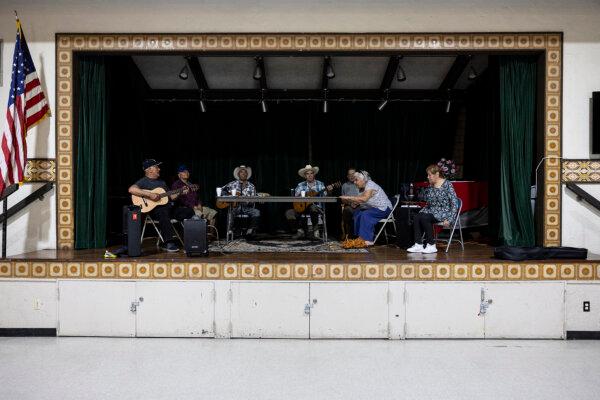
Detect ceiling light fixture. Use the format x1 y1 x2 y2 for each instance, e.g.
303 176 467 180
378 89 389 111
178 64 189 80
325 57 335 79
253 57 263 80
198 89 207 112
396 56 406 82
468 65 478 80
260 88 267 112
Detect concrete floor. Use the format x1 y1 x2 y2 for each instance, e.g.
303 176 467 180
1 338 600 400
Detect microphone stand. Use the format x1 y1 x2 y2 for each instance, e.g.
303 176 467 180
531 156 562 216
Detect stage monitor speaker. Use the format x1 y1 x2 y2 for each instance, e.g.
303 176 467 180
125 205 142 257
184 217 208 257
593 92 600 154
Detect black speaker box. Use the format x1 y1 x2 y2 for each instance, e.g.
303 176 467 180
124 205 142 257
184 218 208 257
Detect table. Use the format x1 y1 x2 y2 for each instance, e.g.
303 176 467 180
216 196 339 242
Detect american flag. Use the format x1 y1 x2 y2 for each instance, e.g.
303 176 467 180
0 18 50 195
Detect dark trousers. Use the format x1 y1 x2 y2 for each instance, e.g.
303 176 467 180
342 205 356 238
285 204 322 231
149 204 177 243
413 212 438 245
173 206 195 222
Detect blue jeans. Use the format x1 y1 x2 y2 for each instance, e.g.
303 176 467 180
353 207 391 242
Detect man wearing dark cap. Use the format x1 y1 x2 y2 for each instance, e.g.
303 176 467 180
172 164 217 228
128 159 191 252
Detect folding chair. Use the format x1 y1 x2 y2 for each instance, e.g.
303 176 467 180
141 215 183 246
373 195 400 244
434 198 464 252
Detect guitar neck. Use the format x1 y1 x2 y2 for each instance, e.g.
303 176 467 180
160 185 195 199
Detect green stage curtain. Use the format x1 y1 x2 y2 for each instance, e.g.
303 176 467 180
498 56 537 246
75 56 107 249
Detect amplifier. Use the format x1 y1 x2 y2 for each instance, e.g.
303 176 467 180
184 217 208 257
124 205 142 257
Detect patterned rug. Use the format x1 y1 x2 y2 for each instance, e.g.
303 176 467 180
210 238 369 253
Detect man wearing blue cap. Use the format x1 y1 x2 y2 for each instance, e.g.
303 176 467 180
128 159 190 252
172 164 217 228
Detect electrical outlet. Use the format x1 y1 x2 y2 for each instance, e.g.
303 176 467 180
583 301 590 312
33 299 43 310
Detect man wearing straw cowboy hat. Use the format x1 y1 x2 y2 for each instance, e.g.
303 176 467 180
221 165 260 238
285 164 334 239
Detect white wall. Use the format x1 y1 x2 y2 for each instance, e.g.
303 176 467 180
1 0 599 254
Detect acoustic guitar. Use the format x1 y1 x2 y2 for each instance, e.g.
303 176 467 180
131 184 198 213
293 181 341 213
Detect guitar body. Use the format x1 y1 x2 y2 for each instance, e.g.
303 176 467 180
131 188 169 213
293 181 341 213
293 190 318 213
216 193 240 209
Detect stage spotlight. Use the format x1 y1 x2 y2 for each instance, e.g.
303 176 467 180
253 57 263 80
179 65 189 80
325 57 335 79
396 64 406 82
323 100 328 113
468 65 478 80
199 100 207 113
446 100 451 113
261 99 268 113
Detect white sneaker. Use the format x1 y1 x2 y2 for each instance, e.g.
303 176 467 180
422 243 438 254
407 243 424 253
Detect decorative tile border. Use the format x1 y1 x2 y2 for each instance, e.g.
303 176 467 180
55 32 563 249
23 159 56 183
562 160 600 182
1 261 597 281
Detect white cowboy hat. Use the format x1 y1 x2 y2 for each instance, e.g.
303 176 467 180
233 165 252 180
298 164 319 178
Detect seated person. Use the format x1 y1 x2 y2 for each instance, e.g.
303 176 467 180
128 159 192 252
407 164 459 254
340 167 359 239
171 164 218 228
285 164 334 239
340 170 392 247
221 165 260 237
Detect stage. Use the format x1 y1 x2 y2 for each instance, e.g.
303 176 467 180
2 242 599 281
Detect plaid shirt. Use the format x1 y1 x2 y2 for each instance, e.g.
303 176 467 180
223 180 257 210
294 180 327 196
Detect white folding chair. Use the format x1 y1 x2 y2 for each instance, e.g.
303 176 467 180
141 215 183 246
434 198 464 252
373 195 400 244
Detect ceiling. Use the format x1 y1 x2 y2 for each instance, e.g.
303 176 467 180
132 54 489 96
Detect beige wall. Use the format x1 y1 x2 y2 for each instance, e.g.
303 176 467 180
1 0 600 255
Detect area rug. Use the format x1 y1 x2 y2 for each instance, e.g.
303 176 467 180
210 238 369 253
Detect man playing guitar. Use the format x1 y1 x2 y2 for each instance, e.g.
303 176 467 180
220 165 260 238
340 167 360 239
285 164 337 239
128 159 193 252
172 164 217 228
